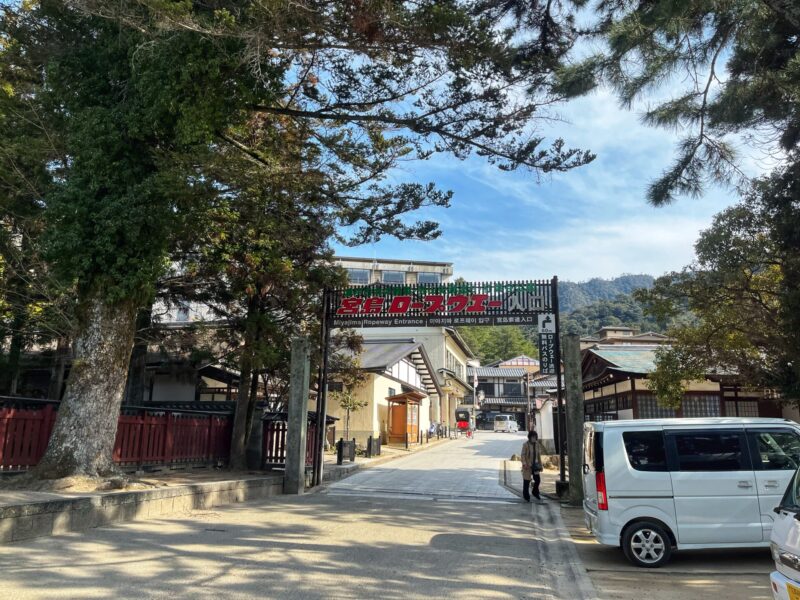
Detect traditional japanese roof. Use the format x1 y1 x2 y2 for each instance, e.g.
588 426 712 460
468 367 528 378
480 397 528 406
587 345 659 373
340 339 443 398
581 344 661 389
484 355 540 368
530 376 559 389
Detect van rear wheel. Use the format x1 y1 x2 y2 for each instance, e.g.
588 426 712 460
622 521 672 568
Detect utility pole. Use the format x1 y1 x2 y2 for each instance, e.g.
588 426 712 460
563 333 584 506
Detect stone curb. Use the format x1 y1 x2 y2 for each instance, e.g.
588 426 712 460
0 475 283 544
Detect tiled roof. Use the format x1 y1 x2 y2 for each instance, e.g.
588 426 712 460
468 367 528 378
587 345 660 374
480 397 528 406
530 376 558 389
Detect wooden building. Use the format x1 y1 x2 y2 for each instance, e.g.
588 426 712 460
582 345 781 421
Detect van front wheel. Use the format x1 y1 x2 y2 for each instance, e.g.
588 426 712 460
622 521 672 568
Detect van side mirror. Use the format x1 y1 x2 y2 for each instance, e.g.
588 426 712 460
774 506 782 515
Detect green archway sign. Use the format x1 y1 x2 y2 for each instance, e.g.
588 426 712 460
311 277 564 486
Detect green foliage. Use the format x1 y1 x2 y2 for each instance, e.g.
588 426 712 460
568 0 800 205
637 162 800 403
331 389 369 439
457 326 538 364
557 275 655 313
560 293 669 336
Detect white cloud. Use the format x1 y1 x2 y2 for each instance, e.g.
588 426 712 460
445 213 709 282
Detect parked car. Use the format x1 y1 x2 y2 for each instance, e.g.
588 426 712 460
769 467 800 600
583 418 800 568
493 414 519 433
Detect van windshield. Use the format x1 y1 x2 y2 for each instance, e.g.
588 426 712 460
780 470 800 511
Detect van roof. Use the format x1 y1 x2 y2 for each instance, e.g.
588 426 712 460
584 417 797 431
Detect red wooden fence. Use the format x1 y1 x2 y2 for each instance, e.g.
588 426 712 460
262 421 317 467
0 399 232 472
0 403 58 471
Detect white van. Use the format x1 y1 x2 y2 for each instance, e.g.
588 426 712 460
583 418 800 568
769 468 800 600
493 414 519 433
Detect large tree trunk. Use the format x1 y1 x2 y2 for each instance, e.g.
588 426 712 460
32 295 137 479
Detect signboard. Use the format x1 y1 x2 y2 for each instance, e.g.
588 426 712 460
537 312 557 375
329 280 553 328
538 332 557 375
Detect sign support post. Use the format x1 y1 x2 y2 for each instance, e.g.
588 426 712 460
552 276 567 492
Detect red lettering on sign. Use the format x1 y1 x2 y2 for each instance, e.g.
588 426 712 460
336 297 363 315
423 295 445 313
362 297 384 314
465 294 489 313
447 295 469 312
388 296 412 314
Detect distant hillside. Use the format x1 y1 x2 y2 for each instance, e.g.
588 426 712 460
559 294 669 336
557 274 654 313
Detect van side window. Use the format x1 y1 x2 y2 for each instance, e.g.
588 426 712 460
749 430 800 471
674 432 745 471
622 431 667 471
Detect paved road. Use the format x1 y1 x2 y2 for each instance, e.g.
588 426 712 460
0 431 596 599
561 505 774 600
327 430 521 501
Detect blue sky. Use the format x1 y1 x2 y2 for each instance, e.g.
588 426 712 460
332 87 769 282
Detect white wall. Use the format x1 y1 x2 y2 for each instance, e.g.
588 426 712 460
536 399 555 454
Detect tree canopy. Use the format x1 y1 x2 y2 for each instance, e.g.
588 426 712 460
636 162 800 406
0 0 595 480
563 0 800 205
457 326 538 365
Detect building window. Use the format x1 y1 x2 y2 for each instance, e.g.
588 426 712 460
477 381 495 397
725 400 759 417
417 272 441 284
504 381 522 396
346 268 370 285
446 350 464 380
388 387 396 397
381 270 405 285
683 395 721 417
637 396 675 419
328 381 344 392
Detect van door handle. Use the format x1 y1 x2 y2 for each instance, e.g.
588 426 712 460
765 481 781 489
738 481 753 488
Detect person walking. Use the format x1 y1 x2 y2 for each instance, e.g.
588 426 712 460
521 430 542 502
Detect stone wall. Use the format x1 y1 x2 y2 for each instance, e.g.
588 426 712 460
0 475 283 544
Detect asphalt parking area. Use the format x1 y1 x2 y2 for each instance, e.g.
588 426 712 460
560 505 775 600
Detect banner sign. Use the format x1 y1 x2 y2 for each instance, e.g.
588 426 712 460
538 333 557 375
329 280 554 328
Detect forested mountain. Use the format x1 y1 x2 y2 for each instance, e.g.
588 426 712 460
559 294 669 336
557 274 654 313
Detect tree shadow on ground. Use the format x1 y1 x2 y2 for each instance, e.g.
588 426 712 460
0 493 554 599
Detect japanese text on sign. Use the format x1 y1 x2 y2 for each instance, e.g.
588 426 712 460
538 333 557 375
329 280 555 328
